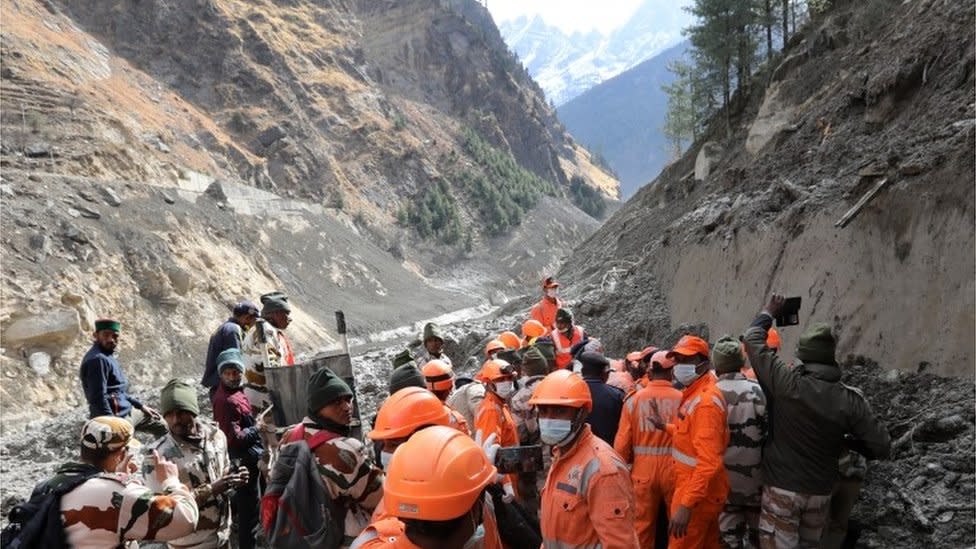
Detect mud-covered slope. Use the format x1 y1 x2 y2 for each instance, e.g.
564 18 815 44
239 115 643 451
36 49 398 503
559 0 975 378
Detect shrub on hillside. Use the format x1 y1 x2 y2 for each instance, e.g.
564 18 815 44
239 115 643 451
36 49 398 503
569 175 607 220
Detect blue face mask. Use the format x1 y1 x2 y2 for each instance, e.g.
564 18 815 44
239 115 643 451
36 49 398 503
673 363 700 387
539 418 573 446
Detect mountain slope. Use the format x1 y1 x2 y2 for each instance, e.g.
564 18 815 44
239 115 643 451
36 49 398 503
560 0 974 382
0 0 615 422
499 1 690 105
559 41 689 198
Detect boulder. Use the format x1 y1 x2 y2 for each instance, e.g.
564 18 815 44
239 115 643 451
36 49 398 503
746 82 797 156
27 351 51 376
99 185 122 207
3 309 81 353
694 142 724 181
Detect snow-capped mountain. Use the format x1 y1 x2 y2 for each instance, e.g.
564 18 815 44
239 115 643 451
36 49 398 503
499 1 691 106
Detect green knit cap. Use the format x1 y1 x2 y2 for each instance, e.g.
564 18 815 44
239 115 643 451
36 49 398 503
217 348 245 373
389 363 426 394
796 323 837 365
160 379 199 416
534 340 556 370
522 347 548 377
422 322 444 342
307 367 353 415
711 335 744 373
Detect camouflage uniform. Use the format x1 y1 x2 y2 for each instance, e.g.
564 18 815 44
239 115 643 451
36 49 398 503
758 486 830 549
716 372 767 549
282 417 385 548
142 419 232 549
241 318 295 413
508 374 551 519
51 464 198 548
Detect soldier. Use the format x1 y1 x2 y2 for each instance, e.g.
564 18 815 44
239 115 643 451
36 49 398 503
202 301 258 400
279 367 385 547
241 294 295 414
414 322 453 367
79 318 166 436
46 416 198 547
508 346 551 519
712 336 767 549
144 379 249 549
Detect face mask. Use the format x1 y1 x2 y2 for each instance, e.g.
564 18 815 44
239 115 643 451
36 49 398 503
545 289 558 299
539 418 573 446
493 381 514 399
673 363 700 387
380 451 394 470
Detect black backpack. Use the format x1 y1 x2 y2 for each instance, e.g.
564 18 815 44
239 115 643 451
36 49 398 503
2 471 98 549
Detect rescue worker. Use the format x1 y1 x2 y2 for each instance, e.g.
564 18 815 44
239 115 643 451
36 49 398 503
529 369 639 548
606 358 635 393
614 350 682 549
143 379 248 549
579 351 624 445
41 416 198 547
529 276 562 333
79 318 166 436
473 359 518 502
647 335 730 549
484 339 506 359
552 308 585 370
421 359 470 434
521 318 547 346
508 346 551 520
280 367 385 547
202 301 258 400
241 294 295 414
713 335 767 549
743 295 891 549
415 322 452 367
211 348 262 549
350 426 503 548
628 346 658 393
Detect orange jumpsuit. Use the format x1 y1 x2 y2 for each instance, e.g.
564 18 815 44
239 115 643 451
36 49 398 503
352 500 503 548
474 391 519 495
666 373 730 549
553 326 584 370
530 297 562 333
541 425 639 548
614 379 683 549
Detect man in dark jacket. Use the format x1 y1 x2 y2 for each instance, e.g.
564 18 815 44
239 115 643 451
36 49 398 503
742 294 891 549
579 351 624 445
79 318 166 436
211 348 263 549
202 301 258 400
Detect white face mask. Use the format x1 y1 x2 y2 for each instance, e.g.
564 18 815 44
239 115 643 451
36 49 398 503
380 451 394 469
539 418 574 446
493 381 514 399
545 289 558 299
673 363 700 387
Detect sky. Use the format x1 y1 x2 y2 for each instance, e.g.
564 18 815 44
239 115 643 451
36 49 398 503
485 0 645 34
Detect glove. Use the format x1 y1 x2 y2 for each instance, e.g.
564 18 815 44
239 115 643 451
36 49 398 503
474 430 504 483
502 482 515 503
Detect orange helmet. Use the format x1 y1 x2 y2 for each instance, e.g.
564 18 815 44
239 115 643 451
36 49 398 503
521 319 547 339
766 328 781 350
384 425 497 521
369 387 451 441
478 358 514 382
422 360 455 392
498 331 521 350
668 335 710 359
528 370 592 412
484 339 506 357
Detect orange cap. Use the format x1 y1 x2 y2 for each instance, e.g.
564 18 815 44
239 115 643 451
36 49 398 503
370 387 452 441
484 339 506 357
650 350 676 370
766 328 781 350
421 360 454 392
478 358 514 382
497 331 521 350
625 351 642 363
638 346 658 361
528 370 592 412
522 319 547 339
668 335 710 359
384 425 497 521
542 276 560 289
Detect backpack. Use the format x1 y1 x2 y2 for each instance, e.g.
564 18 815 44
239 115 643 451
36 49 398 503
260 424 346 549
2 469 99 549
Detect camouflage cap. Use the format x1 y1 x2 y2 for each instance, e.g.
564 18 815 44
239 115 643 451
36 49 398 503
81 416 141 452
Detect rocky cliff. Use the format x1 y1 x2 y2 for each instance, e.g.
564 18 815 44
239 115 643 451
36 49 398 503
0 0 617 422
559 0 975 378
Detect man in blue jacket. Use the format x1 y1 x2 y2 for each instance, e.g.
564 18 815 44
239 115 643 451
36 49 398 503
202 300 259 399
579 350 625 445
79 318 166 436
